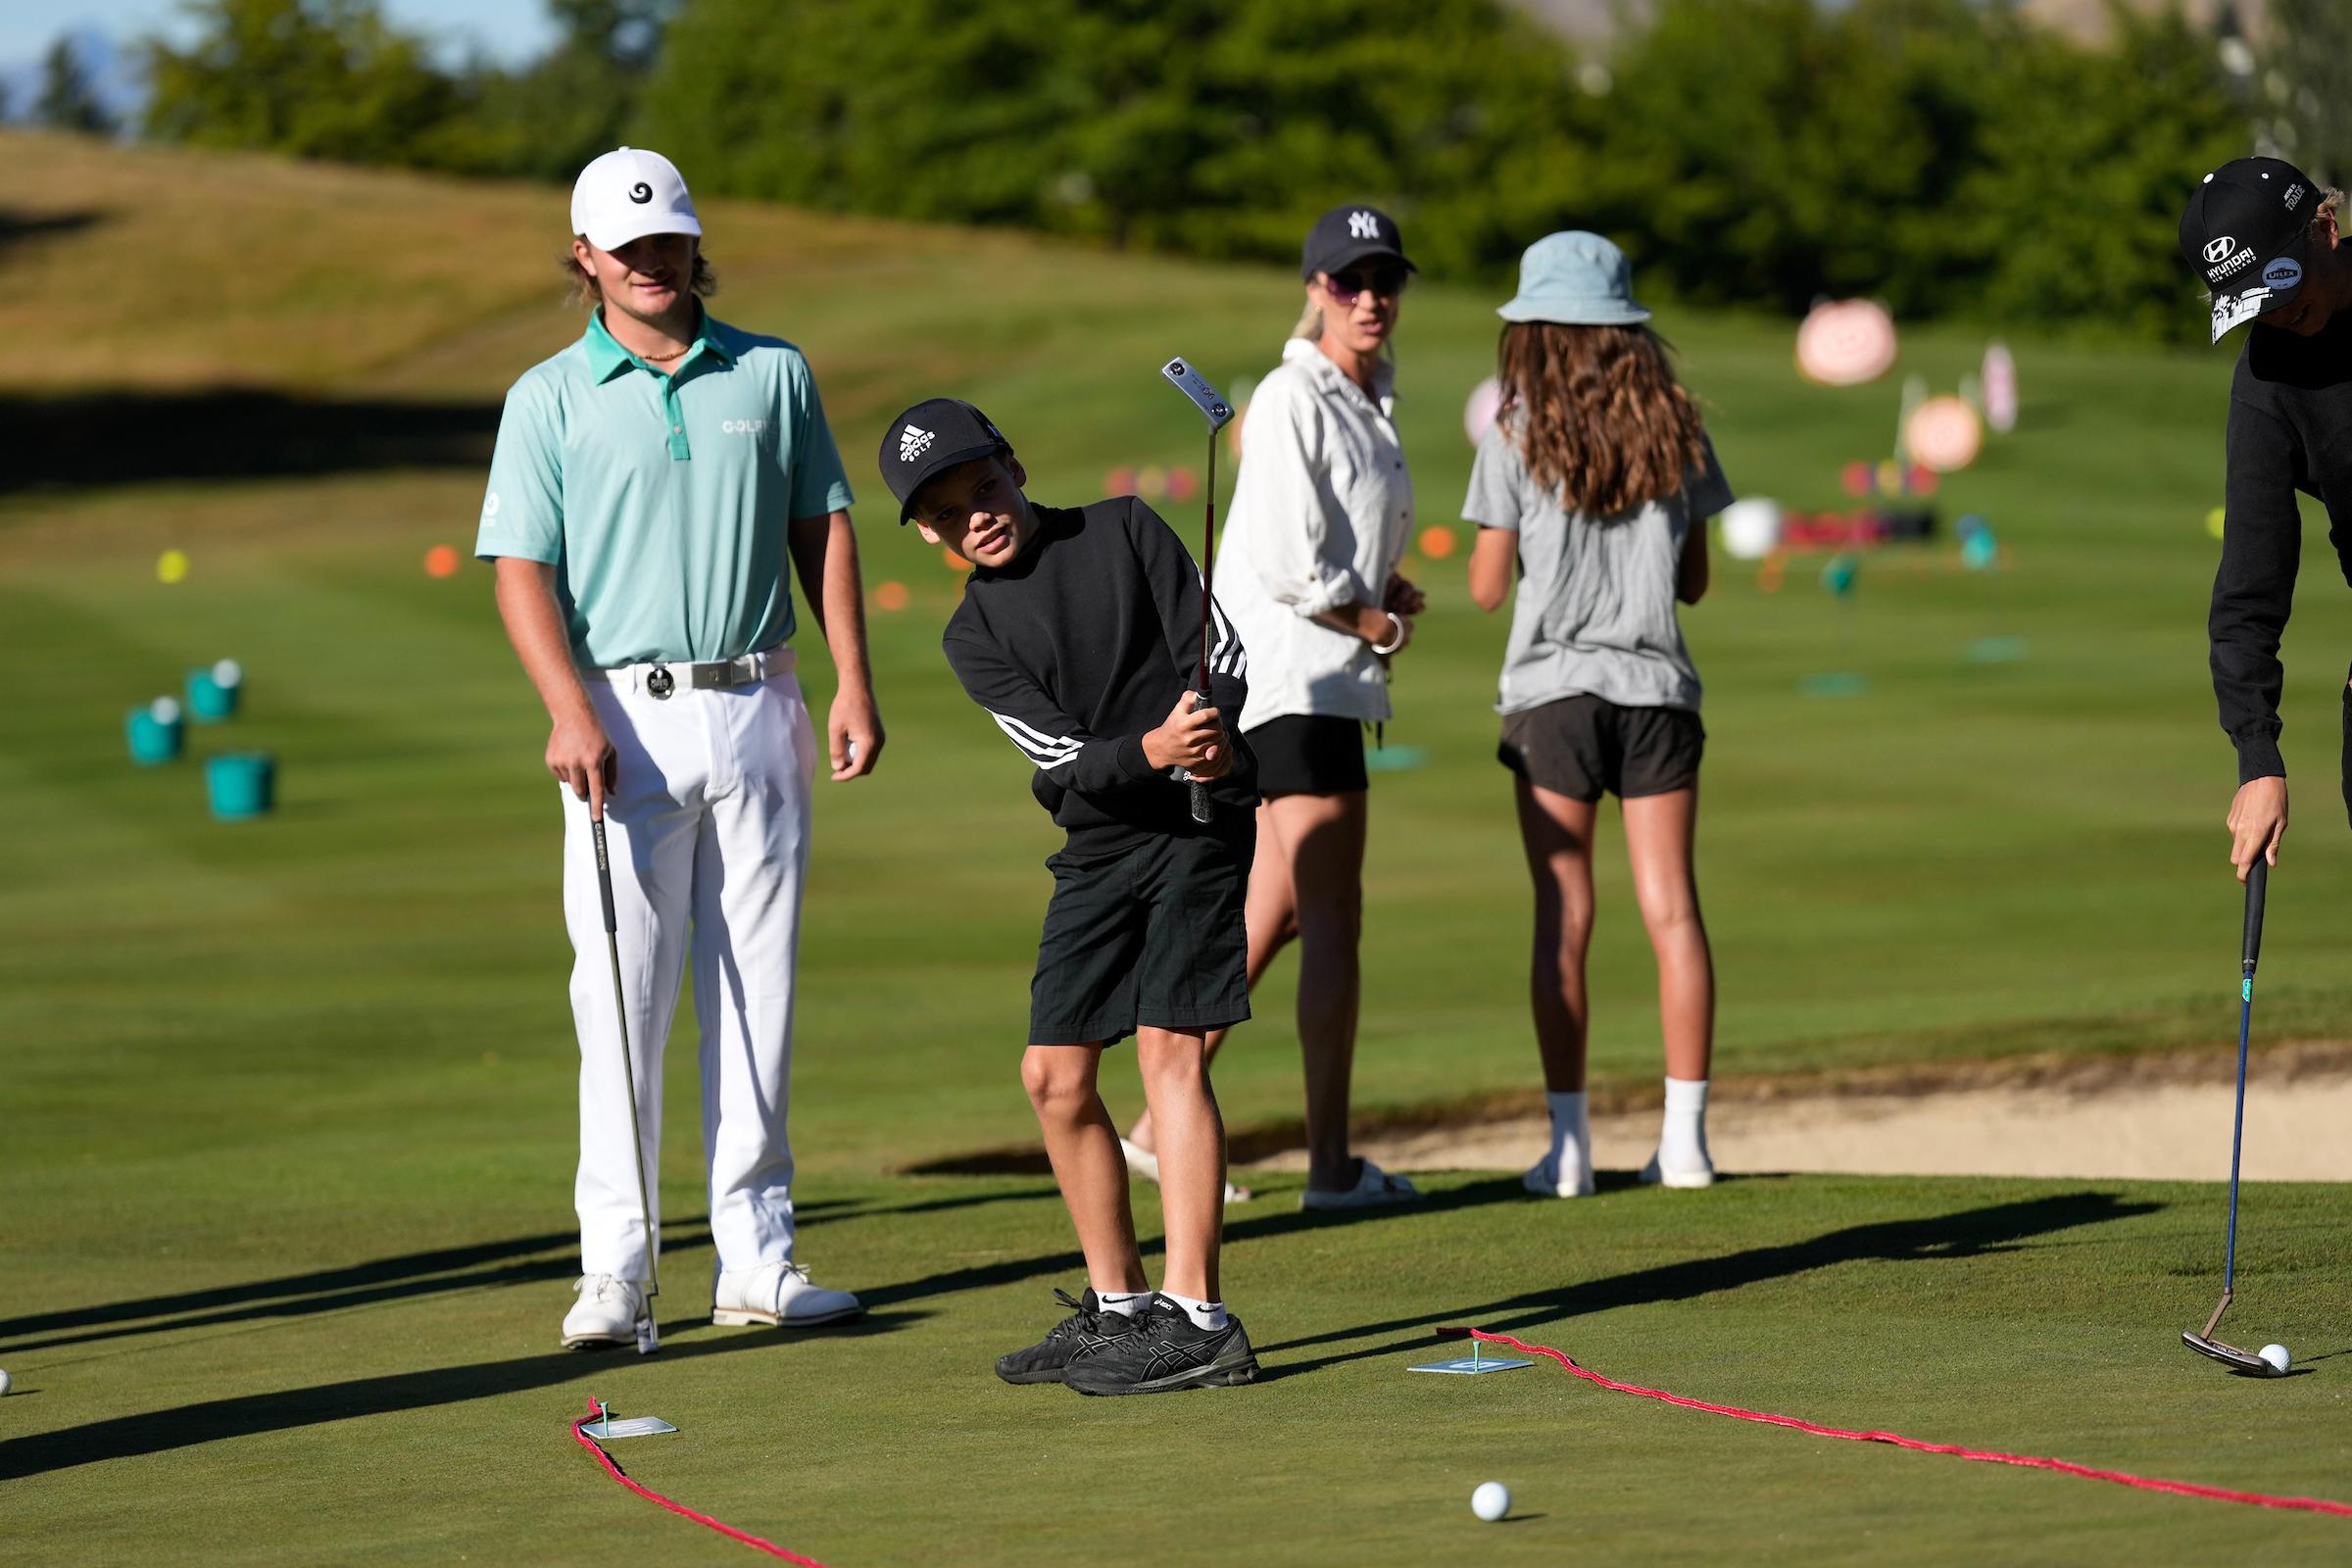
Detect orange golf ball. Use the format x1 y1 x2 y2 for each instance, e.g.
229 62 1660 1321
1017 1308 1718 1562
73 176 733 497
874 580 909 612
424 544 463 578
1418 525 1457 561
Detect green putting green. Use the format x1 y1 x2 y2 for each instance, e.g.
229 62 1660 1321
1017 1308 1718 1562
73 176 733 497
2 134 2347 1562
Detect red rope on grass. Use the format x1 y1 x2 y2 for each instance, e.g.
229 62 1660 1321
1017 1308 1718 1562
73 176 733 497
571 1400 838 1564
1450 1329 2352 1518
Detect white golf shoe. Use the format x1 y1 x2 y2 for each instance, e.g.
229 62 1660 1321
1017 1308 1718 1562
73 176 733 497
1523 1151 1596 1199
1640 1149 1716 1189
1298 1157 1422 1210
562 1273 652 1349
711 1261 863 1328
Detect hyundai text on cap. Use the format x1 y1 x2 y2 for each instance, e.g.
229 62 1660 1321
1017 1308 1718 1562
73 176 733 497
1300 204 1416 282
2180 156 2319 343
571 147 703 253
877 398 1011 522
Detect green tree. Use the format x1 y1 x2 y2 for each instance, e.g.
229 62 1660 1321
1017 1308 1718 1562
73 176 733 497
468 1 679 183
142 0 496 171
2259 0 2352 188
35 34 115 135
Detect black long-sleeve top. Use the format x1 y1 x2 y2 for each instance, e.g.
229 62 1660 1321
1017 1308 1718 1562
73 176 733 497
2211 311 2352 783
943 495 1255 850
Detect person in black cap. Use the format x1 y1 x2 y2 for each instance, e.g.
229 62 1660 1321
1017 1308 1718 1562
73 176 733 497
2180 157 2352 880
877 396 1262 1396
1129 204 1429 1211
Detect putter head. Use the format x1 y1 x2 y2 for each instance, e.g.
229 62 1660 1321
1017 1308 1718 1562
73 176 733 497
635 1315 660 1356
2181 1330 2271 1374
1161 359 1235 430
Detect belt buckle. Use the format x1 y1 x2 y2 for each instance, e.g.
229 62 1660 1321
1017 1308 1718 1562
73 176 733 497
646 662 674 699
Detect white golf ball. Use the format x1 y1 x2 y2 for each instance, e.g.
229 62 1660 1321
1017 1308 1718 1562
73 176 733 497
2259 1343 2291 1376
213 659 243 687
0 1367 13 1396
1471 1480 1510 1522
149 697 181 724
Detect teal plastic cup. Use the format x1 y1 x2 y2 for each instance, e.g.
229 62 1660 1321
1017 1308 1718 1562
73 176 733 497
125 699 185 765
205 753 275 820
187 659 244 722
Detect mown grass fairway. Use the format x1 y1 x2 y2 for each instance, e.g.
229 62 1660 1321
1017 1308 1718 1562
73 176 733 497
2 134 2348 1562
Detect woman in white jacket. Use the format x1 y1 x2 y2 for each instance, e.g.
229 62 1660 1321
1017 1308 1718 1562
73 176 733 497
1123 204 1424 1209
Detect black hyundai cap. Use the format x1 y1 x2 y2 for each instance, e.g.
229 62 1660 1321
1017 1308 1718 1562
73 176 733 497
878 398 1010 522
1300 203 1416 281
2180 157 2320 343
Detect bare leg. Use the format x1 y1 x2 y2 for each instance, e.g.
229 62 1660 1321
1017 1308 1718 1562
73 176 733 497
1128 798 1298 1156
1135 1026 1224 1300
1022 1045 1148 1296
1515 777 1599 1092
1621 787 1714 1083
1274 790 1369 1194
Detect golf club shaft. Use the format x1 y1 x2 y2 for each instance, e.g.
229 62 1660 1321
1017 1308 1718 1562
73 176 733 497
2222 858 2267 1294
593 816 660 1298
1189 431 1218 825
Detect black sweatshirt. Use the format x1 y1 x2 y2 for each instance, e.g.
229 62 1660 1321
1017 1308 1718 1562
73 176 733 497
2211 310 2352 783
943 495 1255 850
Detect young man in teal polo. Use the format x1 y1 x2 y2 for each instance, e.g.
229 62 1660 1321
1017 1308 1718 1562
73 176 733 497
477 146 883 1349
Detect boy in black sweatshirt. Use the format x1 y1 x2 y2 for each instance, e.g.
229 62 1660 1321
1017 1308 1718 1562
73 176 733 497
878 397 1260 1396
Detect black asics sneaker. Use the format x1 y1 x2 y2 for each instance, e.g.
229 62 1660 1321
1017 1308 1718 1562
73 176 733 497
1063 1296 1258 1396
994 1288 1140 1385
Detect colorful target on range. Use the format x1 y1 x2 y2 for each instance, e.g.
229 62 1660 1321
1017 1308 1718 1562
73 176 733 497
1794 299 1898 387
1903 395 1984 473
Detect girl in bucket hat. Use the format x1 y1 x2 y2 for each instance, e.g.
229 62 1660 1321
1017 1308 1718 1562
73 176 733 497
1462 231 1733 1198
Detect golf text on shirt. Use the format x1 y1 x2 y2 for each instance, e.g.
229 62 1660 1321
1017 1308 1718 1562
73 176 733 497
474 309 854 667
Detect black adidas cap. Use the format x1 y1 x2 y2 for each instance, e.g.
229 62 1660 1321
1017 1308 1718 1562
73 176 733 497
2180 157 2320 343
1300 203 1415 282
878 398 1010 522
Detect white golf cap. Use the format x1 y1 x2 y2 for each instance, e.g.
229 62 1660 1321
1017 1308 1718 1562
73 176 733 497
570 146 702 252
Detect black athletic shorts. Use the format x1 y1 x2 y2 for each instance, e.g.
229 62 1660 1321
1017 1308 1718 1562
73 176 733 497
1249 713 1367 796
1029 823 1256 1046
1498 695 1704 803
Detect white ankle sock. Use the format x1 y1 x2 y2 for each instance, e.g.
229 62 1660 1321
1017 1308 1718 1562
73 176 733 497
1095 1289 1152 1318
1159 1291 1228 1331
1545 1090 1592 1179
1660 1076 1710 1167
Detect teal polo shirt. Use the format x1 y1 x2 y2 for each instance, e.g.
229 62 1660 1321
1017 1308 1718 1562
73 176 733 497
474 308 856 665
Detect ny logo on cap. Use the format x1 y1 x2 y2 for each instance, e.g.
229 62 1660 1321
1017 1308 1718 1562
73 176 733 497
629 181 652 204
2203 235 2237 265
899 425 935 464
1348 211 1380 240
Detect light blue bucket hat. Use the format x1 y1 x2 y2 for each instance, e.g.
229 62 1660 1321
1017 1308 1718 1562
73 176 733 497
1496 231 1651 326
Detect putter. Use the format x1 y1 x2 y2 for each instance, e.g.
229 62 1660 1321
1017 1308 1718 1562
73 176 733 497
1159 357 1235 824
2181 856 2271 1374
592 814 662 1355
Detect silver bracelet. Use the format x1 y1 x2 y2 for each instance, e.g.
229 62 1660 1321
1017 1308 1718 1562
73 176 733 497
1369 611 1406 656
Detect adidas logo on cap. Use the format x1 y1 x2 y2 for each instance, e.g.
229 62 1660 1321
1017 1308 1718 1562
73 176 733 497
899 425 935 463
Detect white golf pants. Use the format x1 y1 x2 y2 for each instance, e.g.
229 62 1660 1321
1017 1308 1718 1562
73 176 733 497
562 650 815 1283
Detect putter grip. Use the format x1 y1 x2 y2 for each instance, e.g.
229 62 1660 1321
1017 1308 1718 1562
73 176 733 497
2242 857 2267 972
593 820 618 935
1189 779 1211 824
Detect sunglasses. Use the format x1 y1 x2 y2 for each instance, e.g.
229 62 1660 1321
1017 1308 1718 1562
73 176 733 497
1323 265 1410 304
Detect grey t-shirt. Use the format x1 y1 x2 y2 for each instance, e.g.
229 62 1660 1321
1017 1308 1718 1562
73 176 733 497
1461 419 1732 714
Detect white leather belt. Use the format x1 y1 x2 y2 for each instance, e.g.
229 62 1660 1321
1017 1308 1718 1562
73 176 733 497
583 645 793 700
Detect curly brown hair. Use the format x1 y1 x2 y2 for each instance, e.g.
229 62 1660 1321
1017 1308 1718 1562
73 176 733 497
1497 322 1708 516
562 242 718 310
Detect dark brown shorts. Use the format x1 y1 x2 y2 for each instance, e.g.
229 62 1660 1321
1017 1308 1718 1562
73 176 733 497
1498 696 1704 803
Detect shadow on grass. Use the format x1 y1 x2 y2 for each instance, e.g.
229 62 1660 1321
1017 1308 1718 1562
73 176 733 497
0 1188 1059 1355
0 1309 924 1484
0 389 502 492
1254 1191 2162 1381
0 207 103 264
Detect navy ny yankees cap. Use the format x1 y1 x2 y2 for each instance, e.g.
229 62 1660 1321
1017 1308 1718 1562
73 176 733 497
879 398 1010 522
2180 157 2320 343
1301 204 1416 282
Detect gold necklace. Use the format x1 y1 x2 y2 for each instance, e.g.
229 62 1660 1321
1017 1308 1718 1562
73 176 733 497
641 342 693 363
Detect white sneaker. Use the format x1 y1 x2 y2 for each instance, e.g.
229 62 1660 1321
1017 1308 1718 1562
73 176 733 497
711 1261 863 1328
562 1273 651 1349
1523 1151 1595 1199
1299 1157 1422 1210
1641 1149 1716 1189
1120 1136 1252 1204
